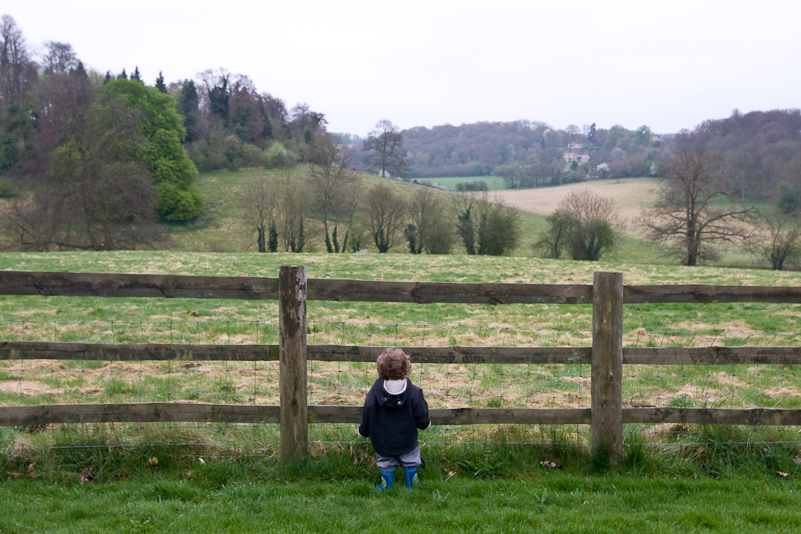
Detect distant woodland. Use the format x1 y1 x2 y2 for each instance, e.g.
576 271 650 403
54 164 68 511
2 13 801 258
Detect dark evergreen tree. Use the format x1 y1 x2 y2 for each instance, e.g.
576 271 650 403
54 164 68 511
70 60 87 78
268 221 279 252
457 207 476 255
155 71 167 93
177 80 199 143
404 223 421 254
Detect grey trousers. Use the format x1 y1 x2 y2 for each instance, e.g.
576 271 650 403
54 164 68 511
376 447 421 469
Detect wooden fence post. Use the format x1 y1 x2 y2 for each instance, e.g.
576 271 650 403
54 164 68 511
591 271 623 465
279 265 308 462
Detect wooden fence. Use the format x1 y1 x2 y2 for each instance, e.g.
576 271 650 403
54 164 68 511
2 266 801 464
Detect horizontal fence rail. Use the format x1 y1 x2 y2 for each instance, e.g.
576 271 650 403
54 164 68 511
2 268 801 464
3 402 798 428
6 342 801 366
5 271 801 304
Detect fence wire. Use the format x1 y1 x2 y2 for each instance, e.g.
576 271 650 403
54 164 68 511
2 318 800 454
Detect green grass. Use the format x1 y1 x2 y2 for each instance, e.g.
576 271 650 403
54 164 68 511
2 438 800 533
414 175 506 191
2 473 799 533
3 252 801 414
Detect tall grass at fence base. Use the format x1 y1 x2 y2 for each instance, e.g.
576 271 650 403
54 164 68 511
3 424 799 485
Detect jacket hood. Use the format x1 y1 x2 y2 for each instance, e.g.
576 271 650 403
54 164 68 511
371 379 411 411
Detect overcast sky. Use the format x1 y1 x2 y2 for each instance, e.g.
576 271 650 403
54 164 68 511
7 0 800 136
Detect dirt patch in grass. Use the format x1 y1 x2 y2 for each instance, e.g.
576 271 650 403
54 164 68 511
765 386 801 397
0 380 63 395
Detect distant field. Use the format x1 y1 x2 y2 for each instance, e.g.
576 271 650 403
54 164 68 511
415 176 505 191
493 177 659 220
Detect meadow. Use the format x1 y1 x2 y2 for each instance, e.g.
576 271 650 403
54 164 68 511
3 251 801 531
414 176 506 191
2 252 800 440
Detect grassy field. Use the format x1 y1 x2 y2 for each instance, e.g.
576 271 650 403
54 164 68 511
2 252 801 531
2 252 801 440
414 176 506 191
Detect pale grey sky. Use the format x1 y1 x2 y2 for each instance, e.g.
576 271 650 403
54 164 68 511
7 0 800 136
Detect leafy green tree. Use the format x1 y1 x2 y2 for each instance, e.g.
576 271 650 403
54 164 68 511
266 142 294 168
409 187 454 254
536 189 621 261
477 200 520 256
4 73 162 250
776 182 799 215
101 78 203 221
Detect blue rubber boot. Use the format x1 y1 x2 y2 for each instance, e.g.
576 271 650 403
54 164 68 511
377 469 394 491
404 467 418 488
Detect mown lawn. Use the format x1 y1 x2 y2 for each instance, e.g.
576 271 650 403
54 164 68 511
0 471 798 533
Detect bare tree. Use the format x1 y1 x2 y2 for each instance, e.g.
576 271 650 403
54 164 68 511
275 169 310 252
41 41 78 74
362 119 410 179
364 183 407 253
242 175 278 253
0 15 37 107
309 133 361 253
745 213 801 270
0 15 38 171
639 133 756 266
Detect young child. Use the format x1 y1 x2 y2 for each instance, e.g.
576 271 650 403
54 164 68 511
358 347 431 490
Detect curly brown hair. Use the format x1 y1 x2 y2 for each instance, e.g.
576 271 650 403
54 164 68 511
376 347 411 380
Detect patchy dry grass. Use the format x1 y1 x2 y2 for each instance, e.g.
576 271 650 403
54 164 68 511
2 251 801 450
493 177 659 222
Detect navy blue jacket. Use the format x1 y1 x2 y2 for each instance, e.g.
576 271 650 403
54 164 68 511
358 378 430 457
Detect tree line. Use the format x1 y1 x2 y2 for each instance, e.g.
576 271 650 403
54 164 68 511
0 14 328 250
240 131 521 257
399 120 663 185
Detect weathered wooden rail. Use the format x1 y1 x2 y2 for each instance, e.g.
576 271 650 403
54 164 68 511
1 267 801 464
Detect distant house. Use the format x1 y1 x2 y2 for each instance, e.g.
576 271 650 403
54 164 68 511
563 150 590 163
